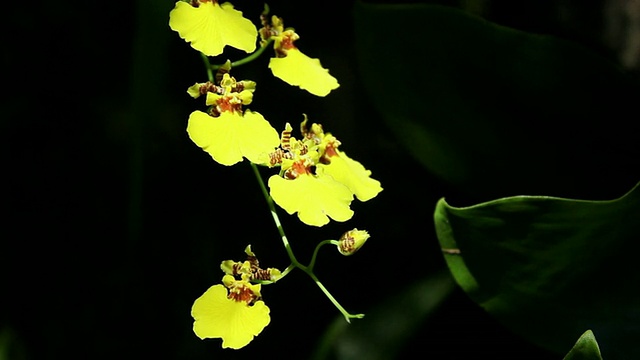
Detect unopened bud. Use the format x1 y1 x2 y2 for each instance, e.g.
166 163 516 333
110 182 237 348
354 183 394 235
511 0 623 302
337 229 370 256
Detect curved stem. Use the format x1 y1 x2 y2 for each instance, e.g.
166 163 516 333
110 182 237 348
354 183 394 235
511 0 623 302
249 163 360 322
308 240 339 272
212 39 274 69
303 269 365 323
279 264 295 279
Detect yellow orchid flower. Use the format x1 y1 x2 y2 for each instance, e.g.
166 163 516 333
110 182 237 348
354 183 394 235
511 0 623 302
260 15 339 96
191 280 270 349
186 79 256 99
303 120 383 202
317 149 383 202
266 118 382 226
186 73 279 166
169 0 258 57
266 124 354 226
269 47 340 97
268 166 354 227
221 245 283 282
192 247 280 349
187 109 279 166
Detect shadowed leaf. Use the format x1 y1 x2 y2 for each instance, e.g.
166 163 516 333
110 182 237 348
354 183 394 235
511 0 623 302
434 181 640 359
563 330 603 360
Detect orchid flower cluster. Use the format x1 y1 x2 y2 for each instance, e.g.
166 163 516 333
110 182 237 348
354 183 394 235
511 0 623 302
169 0 382 350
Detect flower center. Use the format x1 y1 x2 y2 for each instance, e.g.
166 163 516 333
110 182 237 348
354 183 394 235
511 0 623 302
284 159 312 179
227 282 260 305
215 95 243 114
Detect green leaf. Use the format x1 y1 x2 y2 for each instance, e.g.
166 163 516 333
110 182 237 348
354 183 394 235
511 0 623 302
433 181 640 359
312 271 456 360
354 1 640 200
563 330 603 360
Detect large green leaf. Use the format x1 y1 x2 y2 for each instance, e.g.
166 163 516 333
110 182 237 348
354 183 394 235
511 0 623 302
563 330 603 360
433 181 640 359
354 1 640 200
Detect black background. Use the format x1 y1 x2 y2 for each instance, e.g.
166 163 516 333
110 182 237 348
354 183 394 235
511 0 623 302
2 0 637 359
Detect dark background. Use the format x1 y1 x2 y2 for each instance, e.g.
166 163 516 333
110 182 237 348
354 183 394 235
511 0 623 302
2 0 638 359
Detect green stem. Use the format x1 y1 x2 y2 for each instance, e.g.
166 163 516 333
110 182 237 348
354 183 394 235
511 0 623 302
194 38 361 324
199 52 214 82
211 39 274 69
249 163 361 322
279 264 295 278
308 240 339 272
249 163 301 266
304 270 365 323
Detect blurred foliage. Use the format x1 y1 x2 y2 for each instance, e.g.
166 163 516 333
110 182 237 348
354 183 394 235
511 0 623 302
354 1 640 203
0 327 25 360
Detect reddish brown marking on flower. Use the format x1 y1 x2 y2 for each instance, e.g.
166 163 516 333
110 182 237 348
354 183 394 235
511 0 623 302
253 268 274 281
281 128 292 150
259 14 279 42
299 144 309 156
339 233 356 254
215 66 229 85
200 81 223 95
229 262 244 276
216 98 235 113
281 35 296 51
268 149 289 166
274 48 287 58
320 141 339 164
233 82 245 93
325 142 339 158
284 160 310 179
215 96 243 114
260 13 270 29
300 122 309 138
208 106 220 117
228 284 259 305
301 122 325 145
274 33 299 57
191 0 214 6
247 254 260 274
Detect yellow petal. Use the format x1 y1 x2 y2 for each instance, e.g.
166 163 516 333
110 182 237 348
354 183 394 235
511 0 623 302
268 48 340 97
204 92 222 106
191 285 270 349
169 1 258 57
187 110 242 165
187 110 279 166
268 173 354 227
318 151 383 201
187 83 205 98
238 89 254 105
239 110 281 164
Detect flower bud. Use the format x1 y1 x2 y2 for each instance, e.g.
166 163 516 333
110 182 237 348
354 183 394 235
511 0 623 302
337 229 370 256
